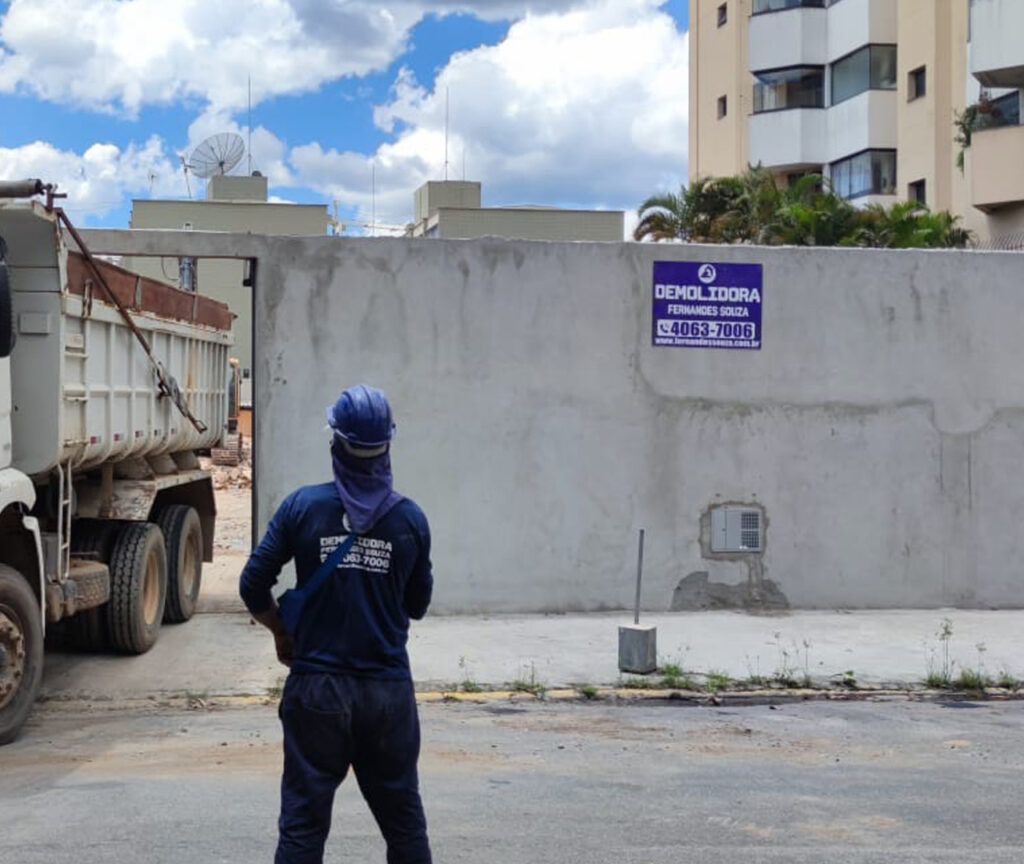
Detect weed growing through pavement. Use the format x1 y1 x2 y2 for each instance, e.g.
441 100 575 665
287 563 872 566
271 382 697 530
658 663 696 690
925 618 956 688
996 671 1022 690
771 632 801 687
830 669 858 689
458 655 483 693
743 654 767 687
800 639 814 688
704 670 731 693
187 689 211 708
510 662 546 696
952 642 993 691
576 684 599 700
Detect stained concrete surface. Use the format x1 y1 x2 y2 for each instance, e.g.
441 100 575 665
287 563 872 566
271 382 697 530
3 699 1023 863
40 483 1023 704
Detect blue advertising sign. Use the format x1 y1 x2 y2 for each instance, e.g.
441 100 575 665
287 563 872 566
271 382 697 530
652 261 763 350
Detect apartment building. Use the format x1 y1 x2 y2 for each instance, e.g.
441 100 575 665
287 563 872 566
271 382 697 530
689 0 1024 245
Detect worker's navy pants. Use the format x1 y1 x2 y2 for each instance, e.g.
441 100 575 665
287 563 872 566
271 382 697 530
275 672 432 864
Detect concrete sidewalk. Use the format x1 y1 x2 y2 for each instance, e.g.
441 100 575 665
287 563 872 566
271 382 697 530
40 608 1024 702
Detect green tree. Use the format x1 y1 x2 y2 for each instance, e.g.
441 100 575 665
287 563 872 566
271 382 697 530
636 168 973 249
632 189 688 242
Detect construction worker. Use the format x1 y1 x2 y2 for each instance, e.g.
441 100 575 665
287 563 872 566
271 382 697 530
240 384 433 864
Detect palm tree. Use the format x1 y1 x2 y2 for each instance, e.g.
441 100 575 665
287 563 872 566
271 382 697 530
634 169 973 249
846 202 974 249
762 176 859 246
633 189 688 242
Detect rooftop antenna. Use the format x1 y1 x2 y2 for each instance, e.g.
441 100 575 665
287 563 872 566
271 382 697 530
187 132 246 179
148 171 157 197
247 75 253 175
444 86 450 181
179 155 193 199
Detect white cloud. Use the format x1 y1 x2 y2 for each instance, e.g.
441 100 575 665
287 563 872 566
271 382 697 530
0 0 406 114
290 0 689 234
0 0 586 115
0 137 180 221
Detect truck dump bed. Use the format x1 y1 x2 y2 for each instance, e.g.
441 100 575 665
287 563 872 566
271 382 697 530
1 200 233 477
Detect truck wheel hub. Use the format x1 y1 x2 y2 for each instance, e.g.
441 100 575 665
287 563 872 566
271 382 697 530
0 609 26 710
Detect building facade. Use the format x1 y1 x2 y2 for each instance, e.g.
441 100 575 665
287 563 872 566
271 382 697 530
126 174 329 379
689 0 1024 245
406 181 625 242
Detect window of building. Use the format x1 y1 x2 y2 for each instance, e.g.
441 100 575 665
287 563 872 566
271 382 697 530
908 66 926 101
908 179 926 205
829 150 897 199
831 45 898 105
753 66 825 112
752 0 825 14
976 91 1022 130
717 95 728 119
717 3 727 26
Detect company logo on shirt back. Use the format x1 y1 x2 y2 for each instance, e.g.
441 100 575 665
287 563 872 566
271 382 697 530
320 535 393 575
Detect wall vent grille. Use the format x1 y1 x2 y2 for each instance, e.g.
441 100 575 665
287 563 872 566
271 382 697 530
710 506 763 553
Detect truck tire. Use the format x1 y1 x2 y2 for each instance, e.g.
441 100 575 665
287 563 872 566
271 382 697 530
65 521 119 651
0 565 43 745
107 523 167 654
155 506 202 623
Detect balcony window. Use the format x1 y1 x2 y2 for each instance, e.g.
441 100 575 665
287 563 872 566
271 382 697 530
829 149 897 199
753 66 825 113
831 45 898 105
752 0 824 13
976 91 1021 130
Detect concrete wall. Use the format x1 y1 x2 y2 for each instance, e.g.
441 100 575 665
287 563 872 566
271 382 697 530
127 199 329 376
246 235 1024 613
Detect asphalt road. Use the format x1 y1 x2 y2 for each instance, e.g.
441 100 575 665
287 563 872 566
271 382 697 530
2 697 1022 863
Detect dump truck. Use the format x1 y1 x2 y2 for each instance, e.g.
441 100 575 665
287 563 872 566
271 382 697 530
0 182 233 743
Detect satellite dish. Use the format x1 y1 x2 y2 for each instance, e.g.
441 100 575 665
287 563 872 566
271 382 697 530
187 133 246 179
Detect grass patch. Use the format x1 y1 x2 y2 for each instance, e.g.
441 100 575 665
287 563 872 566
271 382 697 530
656 662 695 690
953 668 992 691
577 684 599 700
510 663 546 696
704 670 732 693
460 679 484 693
996 671 1021 690
925 671 951 689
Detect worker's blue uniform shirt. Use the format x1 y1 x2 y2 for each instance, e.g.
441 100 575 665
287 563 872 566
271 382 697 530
239 482 433 680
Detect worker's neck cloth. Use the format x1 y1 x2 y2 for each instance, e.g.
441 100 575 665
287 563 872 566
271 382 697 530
330 440 404 534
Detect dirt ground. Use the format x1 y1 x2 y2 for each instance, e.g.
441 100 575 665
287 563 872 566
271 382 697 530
197 457 253 613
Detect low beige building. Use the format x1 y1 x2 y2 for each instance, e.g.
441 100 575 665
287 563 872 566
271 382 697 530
126 174 329 379
406 181 625 241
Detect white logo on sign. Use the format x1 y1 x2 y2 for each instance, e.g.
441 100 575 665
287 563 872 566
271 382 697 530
698 264 716 284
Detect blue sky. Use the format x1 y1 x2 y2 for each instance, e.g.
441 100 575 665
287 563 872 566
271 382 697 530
0 1 689 233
